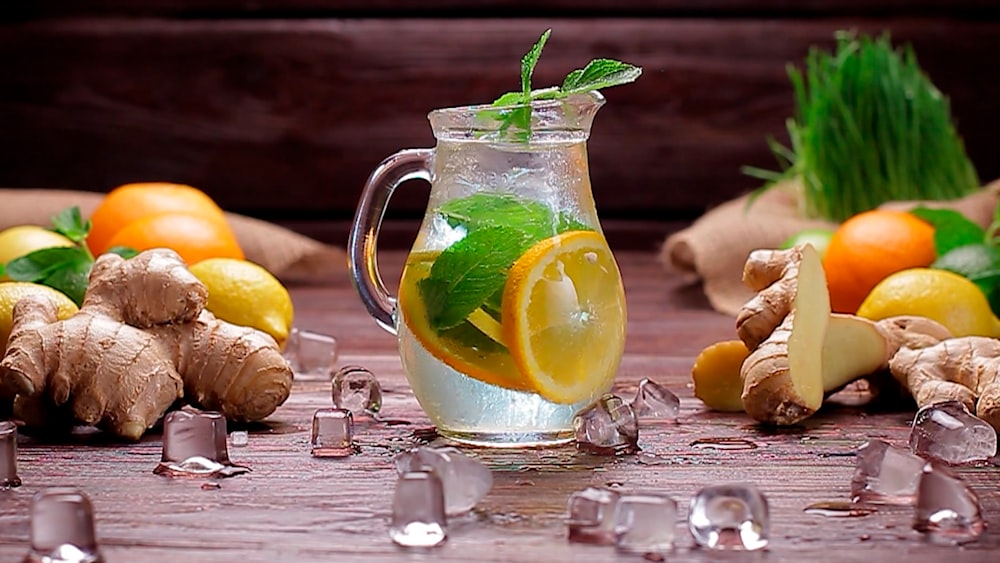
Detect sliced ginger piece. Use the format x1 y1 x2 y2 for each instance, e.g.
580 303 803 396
822 314 891 393
692 340 749 412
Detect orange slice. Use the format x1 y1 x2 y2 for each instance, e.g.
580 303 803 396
501 230 626 404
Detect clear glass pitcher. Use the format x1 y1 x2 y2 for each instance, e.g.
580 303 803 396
349 92 626 447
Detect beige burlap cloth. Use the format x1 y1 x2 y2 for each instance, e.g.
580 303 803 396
0 189 347 284
660 179 1000 317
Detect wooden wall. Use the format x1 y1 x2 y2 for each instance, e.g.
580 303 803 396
2 2 998 248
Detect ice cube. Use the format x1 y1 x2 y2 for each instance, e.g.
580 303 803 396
311 408 354 457
688 483 769 551
390 471 447 548
850 439 927 504
393 447 492 515
25 488 103 563
909 401 997 464
332 365 382 416
573 394 639 454
566 486 621 545
631 378 680 420
154 409 248 478
614 493 677 554
1 420 21 489
914 466 984 544
283 327 338 380
230 430 249 448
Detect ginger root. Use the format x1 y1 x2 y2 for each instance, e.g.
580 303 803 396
691 340 749 412
0 249 293 440
734 245 952 425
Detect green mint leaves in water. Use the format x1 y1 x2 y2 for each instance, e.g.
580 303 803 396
418 194 590 333
486 29 642 139
5 206 137 306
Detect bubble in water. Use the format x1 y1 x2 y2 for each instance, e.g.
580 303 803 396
688 483 769 551
283 327 338 381
311 408 354 457
1 420 21 489
24 487 103 563
154 409 249 478
390 471 447 547
332 365 382 416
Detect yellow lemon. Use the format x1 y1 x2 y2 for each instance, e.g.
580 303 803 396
0 282 79 355
189 258 294 348
0 226 75 281
501 230 627 404
857 268 1000 338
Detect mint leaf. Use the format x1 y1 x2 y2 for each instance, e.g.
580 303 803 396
560 59 643 96
41 259 92 306
909 207 985 255
107 246 139 259
6 247 89 282
50 206 91 244
419 225 535 330
521 29 551 97
440 193 553 231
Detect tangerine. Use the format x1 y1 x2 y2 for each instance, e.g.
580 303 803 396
822 209 936 313
106 212 244 265
88 183 228 255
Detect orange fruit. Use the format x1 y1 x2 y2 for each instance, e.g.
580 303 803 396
822 209 936 313
106 212 244 265
88 183 229 255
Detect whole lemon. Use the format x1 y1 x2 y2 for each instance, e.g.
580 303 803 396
857 268 1000 338
189 258 294 348
0 282 79 355
0 226 75 281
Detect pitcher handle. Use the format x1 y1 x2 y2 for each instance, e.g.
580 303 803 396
348 148 433 335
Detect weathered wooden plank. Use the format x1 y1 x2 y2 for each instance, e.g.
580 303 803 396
1 18 998 226
12 0 1000 18
0 251 998 562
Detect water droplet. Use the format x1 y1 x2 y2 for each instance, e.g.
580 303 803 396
803 501 877 518
690 437 758 451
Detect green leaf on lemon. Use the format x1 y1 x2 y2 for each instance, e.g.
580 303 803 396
50 206 91 245
910 207 985 255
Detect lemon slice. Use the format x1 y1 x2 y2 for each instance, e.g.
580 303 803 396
501 230 626 404
397 253 530 391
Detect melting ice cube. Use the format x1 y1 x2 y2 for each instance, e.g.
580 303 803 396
914 466 984 544
230 430 249 448
688 483 769 551
311 408 354 457
630 378 680 421
394 447 492 515
909 401 997 465
614 493 678 554
154 409 248 478
283 327 338 381
566 487 621 545
25 488 103 563
390 471 447 548
850 439 926 504
1 420 21 489
573 394 639 454
332 365 382 416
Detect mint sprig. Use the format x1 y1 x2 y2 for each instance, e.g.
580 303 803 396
486 29 642 139
4 206 137 305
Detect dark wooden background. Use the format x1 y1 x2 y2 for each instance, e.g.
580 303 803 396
2 1 999 249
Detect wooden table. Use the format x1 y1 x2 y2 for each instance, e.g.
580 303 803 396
1 250 998 562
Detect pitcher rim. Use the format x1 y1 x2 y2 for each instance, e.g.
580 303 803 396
428 90 606 118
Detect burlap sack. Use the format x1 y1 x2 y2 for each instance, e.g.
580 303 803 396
661 179 1000 317
0 189 347 284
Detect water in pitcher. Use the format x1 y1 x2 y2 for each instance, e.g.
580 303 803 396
395 137 626 446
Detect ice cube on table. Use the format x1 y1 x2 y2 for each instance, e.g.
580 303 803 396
909 401 997 464
573 394 639 454
688 483 769 551
283 327 338 381
0 420 20 488
914 466 984 544
154 409 248 478
850 439 927 504
332 365 382 416
393 447 492 515
630 378 680 421
566 487 621 545
390 471 447 548
229 430 249 448
311 408 354 457
26 488 103 563
614 493 677 554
